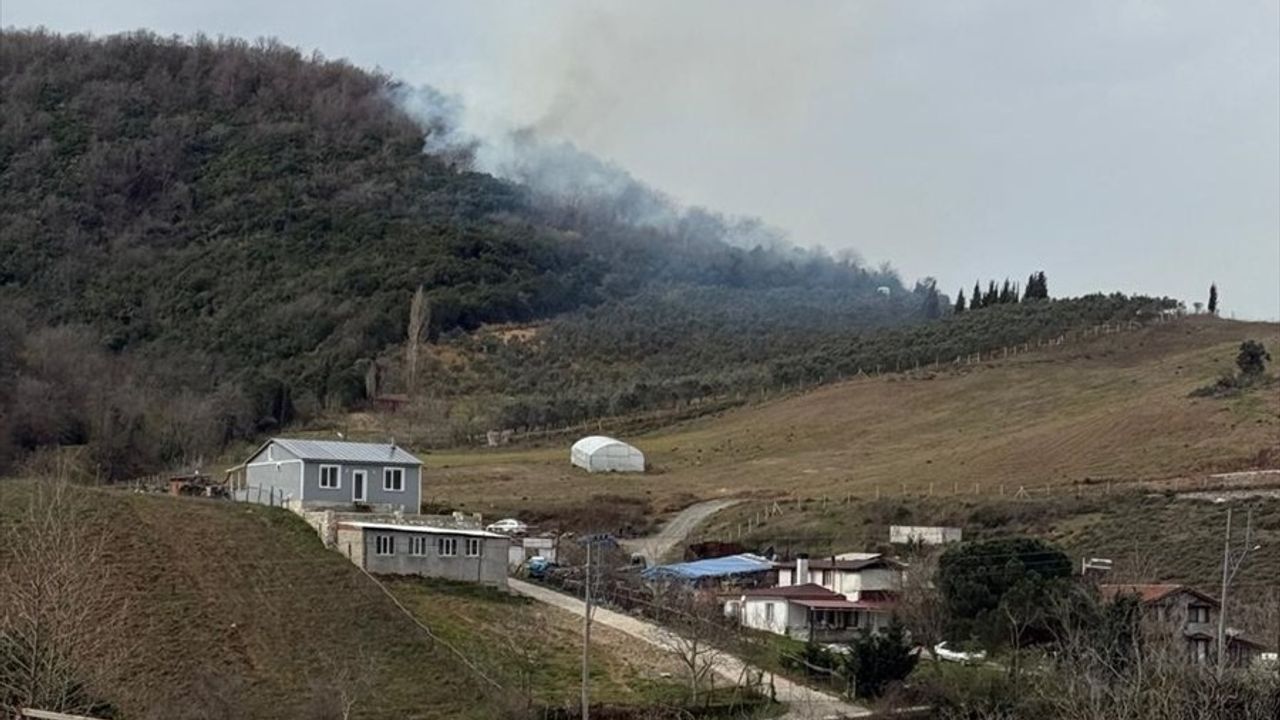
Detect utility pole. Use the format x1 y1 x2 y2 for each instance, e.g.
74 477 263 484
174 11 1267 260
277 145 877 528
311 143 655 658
1216 507 1257 675
581 540 592 720
578 533 615 720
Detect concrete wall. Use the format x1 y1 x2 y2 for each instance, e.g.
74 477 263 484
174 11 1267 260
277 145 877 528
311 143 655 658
889 525 962 545
835 568 901 597
741 598 789 635
338 526 508 589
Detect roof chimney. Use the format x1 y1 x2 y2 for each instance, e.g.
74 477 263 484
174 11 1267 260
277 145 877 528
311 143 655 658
794 554 809 586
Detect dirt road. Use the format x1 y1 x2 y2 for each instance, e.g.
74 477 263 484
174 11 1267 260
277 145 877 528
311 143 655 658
620 498 742 564
509 578 870 719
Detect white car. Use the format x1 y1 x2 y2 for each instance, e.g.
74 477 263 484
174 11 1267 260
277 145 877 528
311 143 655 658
485 518 528 535
933 641 987 665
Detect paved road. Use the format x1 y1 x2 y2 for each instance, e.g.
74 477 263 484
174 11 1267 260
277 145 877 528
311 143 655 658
619 498 743 565
510 578 870 719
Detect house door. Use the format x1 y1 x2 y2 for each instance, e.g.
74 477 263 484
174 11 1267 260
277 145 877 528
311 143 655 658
352 470 367 502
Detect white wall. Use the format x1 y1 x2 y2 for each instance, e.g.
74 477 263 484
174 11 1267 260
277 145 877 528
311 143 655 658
742 598 789 635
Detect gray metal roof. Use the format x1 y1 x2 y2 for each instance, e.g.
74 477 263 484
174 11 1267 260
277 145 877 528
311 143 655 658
271 438 422 465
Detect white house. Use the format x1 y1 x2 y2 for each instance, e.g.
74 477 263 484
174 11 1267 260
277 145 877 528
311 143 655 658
775 553 904 603
729 583 894 643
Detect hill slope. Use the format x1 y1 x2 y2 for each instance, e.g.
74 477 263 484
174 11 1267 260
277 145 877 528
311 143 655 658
0 484 684 718
427 317 1280 516
0 29 918 477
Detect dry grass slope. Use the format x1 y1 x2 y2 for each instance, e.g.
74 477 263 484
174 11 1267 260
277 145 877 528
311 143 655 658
424 317 1280 522
0 484 493 719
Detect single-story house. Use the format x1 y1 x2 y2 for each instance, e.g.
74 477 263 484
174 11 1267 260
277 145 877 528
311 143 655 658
1100 583 1267 665
641 553 776 589
228 438 422 512
727 583 895 643
337 521 509 589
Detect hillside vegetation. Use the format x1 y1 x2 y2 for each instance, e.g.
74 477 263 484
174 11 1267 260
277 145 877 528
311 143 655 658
0 483 679 718
0 29 920 478
424 317 1280 521
367 292 1175 442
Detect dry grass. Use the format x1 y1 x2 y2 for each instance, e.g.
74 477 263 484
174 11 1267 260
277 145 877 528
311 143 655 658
420 318 1280 524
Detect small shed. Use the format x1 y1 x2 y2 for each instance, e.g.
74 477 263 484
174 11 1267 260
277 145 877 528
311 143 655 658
570 436 645 473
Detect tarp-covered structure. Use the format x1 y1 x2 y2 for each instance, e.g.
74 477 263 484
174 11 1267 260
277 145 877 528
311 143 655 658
641 553 775 584
570 435 645 473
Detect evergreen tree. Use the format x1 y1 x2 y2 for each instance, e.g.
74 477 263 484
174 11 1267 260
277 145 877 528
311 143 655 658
918 279 942 320
841 620 918 699
985 281 999 307
999 279 1013 304
1208 284 1218 315
954 289 966 314
1023 271 1049 301
972 282 983 310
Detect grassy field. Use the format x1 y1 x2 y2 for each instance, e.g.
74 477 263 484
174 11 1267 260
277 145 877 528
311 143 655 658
420 317 1280 526
688 490 1280 592
0 483 687 719
383 577 691 711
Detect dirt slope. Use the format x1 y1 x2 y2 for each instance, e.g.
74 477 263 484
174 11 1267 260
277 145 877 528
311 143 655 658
426 317 1280 520
0 485 497 719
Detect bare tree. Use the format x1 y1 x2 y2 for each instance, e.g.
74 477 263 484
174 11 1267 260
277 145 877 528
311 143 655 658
305 646 378 720
404 285 429 399
0 480 132 714
652 592 728 705
895 547 946 669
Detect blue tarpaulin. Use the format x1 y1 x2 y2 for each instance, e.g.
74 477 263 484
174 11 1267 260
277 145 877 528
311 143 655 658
641 553 774 581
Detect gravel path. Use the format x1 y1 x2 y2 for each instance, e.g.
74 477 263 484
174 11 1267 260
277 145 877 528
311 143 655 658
509 578 871 719
619 498 743 564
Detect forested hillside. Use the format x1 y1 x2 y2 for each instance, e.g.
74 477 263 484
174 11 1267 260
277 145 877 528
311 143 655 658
0 30 914 476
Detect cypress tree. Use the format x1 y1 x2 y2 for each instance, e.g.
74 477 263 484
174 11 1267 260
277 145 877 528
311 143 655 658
999 279 1013 304
972 282 983 309
1208 284 1218 315
954 289 966 314
985 281 999 307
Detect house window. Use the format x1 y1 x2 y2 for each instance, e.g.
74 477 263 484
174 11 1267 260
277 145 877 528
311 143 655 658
1190 638 1210 664
319 465 340 489
437 537 458 557
1188 605 1211 624
465 538 482 557
764 603 775 624
409 536 430 556
374 535 395 556
384 467 405 492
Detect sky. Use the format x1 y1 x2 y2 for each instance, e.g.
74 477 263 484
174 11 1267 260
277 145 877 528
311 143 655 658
5 0 1278 318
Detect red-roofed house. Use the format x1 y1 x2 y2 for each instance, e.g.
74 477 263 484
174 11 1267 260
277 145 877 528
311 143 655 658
722 553 905 642
1100 583 1266 665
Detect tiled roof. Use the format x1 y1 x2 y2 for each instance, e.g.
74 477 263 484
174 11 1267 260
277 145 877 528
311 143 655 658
775 555 903 571
1099 584 1217 607
740 583 844 600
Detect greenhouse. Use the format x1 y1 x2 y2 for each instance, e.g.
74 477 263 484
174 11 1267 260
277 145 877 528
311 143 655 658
570 435 646 473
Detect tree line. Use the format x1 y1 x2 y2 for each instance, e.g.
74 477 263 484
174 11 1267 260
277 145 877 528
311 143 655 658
953 270 1050 314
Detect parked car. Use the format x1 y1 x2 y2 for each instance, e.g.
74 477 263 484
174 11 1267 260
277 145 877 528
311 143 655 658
933 641 987 665
486 518 528 535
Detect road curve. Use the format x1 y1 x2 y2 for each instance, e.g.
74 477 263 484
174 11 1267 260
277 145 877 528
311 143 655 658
509 578 870 719
620 498 743 565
